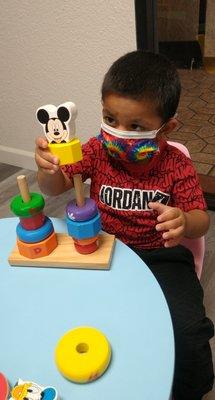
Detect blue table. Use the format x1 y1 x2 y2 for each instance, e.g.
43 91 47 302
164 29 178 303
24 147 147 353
0 217 174 400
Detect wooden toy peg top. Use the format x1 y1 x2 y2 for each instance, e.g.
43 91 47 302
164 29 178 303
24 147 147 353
17 175 31 203
73 174 85 208
10 175 45 218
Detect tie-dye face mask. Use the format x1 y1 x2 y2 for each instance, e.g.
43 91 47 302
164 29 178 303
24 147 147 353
98 120 164 162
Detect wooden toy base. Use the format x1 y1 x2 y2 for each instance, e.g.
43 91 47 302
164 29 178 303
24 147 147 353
8 233 115 270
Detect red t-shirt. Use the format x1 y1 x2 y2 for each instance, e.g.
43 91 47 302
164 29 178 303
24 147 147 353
62 137 206 249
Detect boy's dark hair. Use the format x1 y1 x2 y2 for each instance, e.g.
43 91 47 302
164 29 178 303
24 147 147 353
101 50 181 122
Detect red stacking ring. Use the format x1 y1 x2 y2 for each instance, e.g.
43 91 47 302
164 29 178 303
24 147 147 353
20 212 45 230
74 239 99 254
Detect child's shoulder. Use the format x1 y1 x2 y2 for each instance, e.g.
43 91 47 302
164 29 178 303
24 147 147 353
162 141 197 180
164 141 192 164
166 141 190 158
81 135 106 160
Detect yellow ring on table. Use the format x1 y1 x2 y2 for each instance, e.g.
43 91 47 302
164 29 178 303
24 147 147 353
55 326 111 383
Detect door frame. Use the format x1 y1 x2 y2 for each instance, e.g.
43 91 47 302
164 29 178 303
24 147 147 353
135 0 158 52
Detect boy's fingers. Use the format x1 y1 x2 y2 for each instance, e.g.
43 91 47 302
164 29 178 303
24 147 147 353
35 143 59 165
36 148 57 164
35 154 59 172
157 209 178 222
156 217 181 232
40 168 57 175
164 239 178 248
163 234 182 248
148 201 170 215
149 203 181 223
35 136 48 149
162 226 184 240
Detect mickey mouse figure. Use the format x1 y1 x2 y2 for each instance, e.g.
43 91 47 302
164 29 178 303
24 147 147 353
36 102 77 144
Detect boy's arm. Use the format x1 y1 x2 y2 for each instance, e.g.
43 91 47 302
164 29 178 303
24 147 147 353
37 168 73 196
184 209 210 238
148 202 209 248
152 150 210 247
35 137 73 196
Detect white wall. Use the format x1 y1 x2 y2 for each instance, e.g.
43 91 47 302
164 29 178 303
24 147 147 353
0 0 136 170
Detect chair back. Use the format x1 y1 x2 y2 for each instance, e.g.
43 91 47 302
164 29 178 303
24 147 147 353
167 141 205 279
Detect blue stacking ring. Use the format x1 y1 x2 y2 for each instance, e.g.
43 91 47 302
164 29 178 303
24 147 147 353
16 217 54 243
66 213 101 240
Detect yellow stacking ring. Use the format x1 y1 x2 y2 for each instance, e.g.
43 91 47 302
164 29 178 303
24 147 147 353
55 326 111 383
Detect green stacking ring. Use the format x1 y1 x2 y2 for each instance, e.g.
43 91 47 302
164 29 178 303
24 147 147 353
10 192 45 217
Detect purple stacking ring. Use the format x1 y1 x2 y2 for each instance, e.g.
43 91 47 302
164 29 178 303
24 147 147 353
66 198 98 222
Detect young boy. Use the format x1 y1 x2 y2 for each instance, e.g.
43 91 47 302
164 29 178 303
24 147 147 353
35 50 214 399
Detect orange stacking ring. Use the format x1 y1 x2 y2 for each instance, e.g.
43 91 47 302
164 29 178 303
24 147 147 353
17 231 57 259
74 235 99 246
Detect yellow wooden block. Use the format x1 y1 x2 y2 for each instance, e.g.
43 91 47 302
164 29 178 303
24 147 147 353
8 232 115 270
48 139 82 166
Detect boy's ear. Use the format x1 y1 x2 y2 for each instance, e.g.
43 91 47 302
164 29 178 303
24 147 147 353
162 117 178 135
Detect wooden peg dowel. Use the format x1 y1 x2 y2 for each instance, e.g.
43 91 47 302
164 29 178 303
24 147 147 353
17 175 31 203
73 174 85 207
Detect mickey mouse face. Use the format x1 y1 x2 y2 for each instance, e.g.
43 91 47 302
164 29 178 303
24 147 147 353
36 102 77 144
46 115 67 143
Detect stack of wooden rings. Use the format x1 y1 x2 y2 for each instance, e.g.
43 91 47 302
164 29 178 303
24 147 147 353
10 175 57 259
36 100 101 256
66 175 101 254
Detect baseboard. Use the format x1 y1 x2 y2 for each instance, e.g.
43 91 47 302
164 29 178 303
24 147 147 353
0 145 37 171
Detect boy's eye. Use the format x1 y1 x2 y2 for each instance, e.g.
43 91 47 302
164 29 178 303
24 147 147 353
131 124 144 131
103 116 115 126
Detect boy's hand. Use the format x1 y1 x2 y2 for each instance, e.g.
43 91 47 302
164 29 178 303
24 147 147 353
148 202 186 248
35 137 59 175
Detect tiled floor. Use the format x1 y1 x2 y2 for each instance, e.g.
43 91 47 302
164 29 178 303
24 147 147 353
166 68 215 207
167 68 215 176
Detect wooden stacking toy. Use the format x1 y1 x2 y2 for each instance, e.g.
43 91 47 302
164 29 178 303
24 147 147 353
8 177 115 269
10 175 57 259
8 101 115 269
36 102 82 166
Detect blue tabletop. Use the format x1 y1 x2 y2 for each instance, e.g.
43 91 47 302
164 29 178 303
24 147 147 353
0 217 174 400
